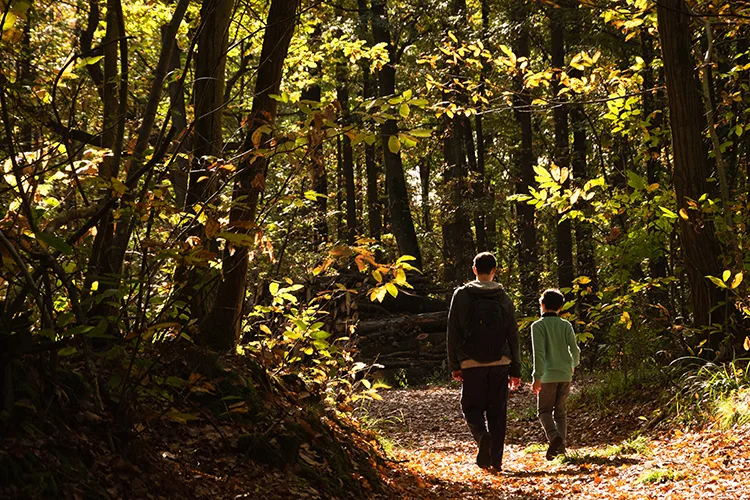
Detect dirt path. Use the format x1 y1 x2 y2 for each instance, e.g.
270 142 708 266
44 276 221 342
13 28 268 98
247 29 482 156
367 385 749 499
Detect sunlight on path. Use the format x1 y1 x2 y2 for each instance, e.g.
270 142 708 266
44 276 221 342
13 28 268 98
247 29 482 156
369 386 750 499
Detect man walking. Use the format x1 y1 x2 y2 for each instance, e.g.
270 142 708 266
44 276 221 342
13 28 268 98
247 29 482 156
447 252 522 471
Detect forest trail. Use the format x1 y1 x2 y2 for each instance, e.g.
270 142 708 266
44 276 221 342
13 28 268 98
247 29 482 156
368 385 749 499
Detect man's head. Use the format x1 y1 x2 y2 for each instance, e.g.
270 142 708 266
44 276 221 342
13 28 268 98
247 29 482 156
472 252 497 280
540 288 565 312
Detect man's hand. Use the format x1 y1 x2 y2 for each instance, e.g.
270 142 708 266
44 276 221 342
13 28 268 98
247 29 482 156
532 379 542 394
508 377 521 391
451 370 463 382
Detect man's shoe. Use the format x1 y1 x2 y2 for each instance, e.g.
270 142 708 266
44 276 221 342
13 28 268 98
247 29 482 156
490 458 502 472
476 434 492 468
546 435 563 461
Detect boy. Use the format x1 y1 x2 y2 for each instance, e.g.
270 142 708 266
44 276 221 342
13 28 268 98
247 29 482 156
531 288 580 460
447 252 522 471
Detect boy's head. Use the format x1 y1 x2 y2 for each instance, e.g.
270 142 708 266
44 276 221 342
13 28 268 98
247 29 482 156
472 252 497 277
540 288 565 312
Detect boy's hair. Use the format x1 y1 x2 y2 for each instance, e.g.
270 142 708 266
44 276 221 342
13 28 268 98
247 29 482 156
540 288 565 311
473 252 497 275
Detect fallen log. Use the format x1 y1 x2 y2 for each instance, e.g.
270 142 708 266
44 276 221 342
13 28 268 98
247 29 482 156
336 311 447 336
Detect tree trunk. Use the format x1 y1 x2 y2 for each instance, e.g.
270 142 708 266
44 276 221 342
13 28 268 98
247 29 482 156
512 5 539 316
357 0 381 244
656 0 724 334
202 0 300 350
371 0 422 269
301 27 328 244
641 30 670 312
549 4 574 290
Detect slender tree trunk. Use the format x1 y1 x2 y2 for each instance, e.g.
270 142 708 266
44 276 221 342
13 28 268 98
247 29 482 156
512 5 539 317
549 4 574 290
419 155 431 231
301 26 328 244
371 0 422 268
357 0 381 243
202 0 300 350
657 0 724 336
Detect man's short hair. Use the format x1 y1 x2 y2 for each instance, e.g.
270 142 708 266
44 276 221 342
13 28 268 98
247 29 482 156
540 288 565 311
473 252 497 275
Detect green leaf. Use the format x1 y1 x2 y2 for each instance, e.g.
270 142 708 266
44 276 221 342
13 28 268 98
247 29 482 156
399 103 410 118
658 207 678 220
707 276 727 289
409 129 432 138
388 135 401 154
35 232 73 255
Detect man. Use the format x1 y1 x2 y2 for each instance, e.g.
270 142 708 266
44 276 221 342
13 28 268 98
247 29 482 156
447 252 522 471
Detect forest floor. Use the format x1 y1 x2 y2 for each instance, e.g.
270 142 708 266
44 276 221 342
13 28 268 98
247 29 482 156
365 383 750 499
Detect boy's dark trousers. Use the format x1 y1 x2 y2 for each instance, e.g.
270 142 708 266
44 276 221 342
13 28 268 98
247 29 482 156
460 364 510 465
537 382 571 448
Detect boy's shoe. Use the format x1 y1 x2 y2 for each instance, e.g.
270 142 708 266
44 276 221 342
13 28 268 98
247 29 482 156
546 435 563 461
476 434 492 468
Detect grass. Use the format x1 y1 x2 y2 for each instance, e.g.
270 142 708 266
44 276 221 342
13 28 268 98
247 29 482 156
569 366 665 411
522 443 547 454
672 357 750 427
637 468 684 484
714 388 750 429
602 435 651 457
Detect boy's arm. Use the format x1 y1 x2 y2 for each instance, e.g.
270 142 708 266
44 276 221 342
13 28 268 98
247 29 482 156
446 289 463 372
567 323 581 368
505 301 522 379
531 323 546 381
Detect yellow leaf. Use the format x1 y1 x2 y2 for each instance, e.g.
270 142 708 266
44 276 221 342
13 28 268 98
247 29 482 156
744 336 750 351
722 270 731 282
394 268 407 286
386 283 398 298
730 272 743 289
259 324 272 335
577 276 591 285
679 208 689 220
372 269 383 283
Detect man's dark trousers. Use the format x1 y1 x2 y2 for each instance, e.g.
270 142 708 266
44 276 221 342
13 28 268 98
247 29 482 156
460 364 510 464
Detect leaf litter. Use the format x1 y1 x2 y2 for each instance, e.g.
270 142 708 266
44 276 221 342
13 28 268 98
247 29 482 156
366 384 750 499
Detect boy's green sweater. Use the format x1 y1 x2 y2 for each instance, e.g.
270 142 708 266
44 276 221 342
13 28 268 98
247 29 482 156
531 313 581 383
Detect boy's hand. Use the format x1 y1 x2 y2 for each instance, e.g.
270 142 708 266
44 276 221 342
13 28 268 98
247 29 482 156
508 377 521 391
532 380 542 394
451 370 463 382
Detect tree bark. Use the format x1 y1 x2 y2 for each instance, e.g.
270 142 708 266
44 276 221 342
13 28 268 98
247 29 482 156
357 0 381 244
371 0 422 268
202 0 300 350
549 4 574 290
656 0 724 333
512 4 539 316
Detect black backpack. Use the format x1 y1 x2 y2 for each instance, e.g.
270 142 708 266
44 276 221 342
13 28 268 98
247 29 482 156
462 294 507 362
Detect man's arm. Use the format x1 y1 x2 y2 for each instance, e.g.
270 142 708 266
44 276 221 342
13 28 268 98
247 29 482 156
505 300 522 379
446 288 463 373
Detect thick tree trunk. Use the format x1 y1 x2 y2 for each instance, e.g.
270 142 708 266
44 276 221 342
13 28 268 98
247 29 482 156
657 0 724 334
549 5 574 290
371 0 422 268
512 6 539 316
641 30 670 312
202 0 300 350
441 110 476 283
188 0 234 207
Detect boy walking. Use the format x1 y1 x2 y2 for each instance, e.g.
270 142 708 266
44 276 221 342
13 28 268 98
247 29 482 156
447 252 522 471
531 289 581 460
